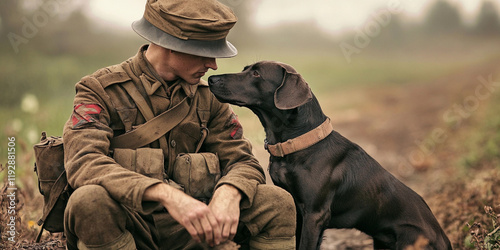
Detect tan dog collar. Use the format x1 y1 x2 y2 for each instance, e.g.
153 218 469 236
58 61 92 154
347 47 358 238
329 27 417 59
265 118 333 157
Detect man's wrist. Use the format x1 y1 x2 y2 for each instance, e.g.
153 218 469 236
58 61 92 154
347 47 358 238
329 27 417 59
143 183 173 203
143 183 163 201
215 184 242 203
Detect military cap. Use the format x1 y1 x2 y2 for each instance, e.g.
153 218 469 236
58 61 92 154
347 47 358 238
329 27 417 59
132 0 238 58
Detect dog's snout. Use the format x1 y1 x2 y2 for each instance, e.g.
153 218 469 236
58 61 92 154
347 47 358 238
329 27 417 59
208 75 222 86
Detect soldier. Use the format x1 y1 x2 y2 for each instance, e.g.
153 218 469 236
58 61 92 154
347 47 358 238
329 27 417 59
62 0 296 249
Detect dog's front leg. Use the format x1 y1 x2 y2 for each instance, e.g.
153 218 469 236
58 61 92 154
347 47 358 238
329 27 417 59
298 212 329 250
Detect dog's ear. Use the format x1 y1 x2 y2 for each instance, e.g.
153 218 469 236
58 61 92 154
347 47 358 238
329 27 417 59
274 70 313 110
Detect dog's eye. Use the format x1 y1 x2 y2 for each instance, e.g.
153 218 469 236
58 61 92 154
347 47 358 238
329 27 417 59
253 71 260 77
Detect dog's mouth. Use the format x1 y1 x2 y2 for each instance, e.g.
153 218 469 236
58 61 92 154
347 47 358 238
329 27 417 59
208 76 249 106
208 82 230 97
213 92 247 106
226 99 247 107
210 87 247 106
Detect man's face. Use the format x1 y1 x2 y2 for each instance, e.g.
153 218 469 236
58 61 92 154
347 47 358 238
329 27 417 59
166 50 218 84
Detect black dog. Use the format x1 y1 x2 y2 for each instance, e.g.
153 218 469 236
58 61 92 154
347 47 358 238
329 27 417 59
208 61 452 250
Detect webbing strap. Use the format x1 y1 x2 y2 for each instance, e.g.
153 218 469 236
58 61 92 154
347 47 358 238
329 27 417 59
121 80 155 120
110 95 190 149
36 171 67 242
195 109 210 153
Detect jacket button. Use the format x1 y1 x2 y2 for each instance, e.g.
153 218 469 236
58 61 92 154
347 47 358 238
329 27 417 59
170 140 176 148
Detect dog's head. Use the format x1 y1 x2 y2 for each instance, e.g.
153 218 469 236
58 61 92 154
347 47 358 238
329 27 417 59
208 61 312 110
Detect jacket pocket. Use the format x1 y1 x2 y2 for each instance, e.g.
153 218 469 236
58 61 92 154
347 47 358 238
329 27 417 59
113 148 165 181
172 152 221 201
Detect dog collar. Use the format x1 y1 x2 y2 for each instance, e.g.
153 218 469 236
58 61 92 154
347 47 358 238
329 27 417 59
265 118 333 157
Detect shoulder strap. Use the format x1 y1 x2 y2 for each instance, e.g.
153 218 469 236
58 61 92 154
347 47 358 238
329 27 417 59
101 64 186 150
110 93 190 149
120 80 155 120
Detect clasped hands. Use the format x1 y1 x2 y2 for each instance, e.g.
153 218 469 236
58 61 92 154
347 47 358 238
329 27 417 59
144 182 242 247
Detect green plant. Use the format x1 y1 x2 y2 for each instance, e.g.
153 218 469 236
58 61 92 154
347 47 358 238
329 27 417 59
467 206 500 249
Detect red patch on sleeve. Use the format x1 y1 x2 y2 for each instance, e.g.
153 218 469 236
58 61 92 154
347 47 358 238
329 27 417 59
71 104 103 128
229 112 243 139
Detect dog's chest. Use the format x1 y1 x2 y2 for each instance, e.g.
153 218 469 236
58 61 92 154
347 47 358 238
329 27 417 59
268 160 294 188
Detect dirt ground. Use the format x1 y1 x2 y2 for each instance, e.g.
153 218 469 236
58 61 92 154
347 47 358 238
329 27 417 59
3 56 499 249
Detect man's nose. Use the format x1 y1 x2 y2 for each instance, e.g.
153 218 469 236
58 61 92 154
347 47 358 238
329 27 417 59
205 57 218 71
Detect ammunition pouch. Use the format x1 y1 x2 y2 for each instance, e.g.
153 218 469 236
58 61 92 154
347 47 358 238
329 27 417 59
112 148 166 181
113 148 221 202
172 152 221 203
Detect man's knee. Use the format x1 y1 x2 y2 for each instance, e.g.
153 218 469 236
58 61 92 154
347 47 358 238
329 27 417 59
259 185 295 215
66 185 117 217
260 185 296 227
246 185 296 237
65 185 129 248
241 185 296 249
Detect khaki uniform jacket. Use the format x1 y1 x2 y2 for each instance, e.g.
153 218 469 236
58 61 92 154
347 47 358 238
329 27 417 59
63 45 265 214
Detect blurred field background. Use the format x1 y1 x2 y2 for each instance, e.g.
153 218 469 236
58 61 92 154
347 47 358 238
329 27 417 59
1 0 500 249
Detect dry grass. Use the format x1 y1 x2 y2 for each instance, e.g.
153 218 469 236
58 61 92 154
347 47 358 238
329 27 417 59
426 169 500 249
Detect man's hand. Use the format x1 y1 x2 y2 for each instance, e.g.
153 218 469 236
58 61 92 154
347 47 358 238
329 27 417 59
143 183 222 246
208 184 242 242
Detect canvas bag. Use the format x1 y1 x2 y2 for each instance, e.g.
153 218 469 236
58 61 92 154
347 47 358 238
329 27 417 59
33 132 70 236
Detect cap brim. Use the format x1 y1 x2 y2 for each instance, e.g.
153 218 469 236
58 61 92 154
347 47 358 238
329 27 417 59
132 17 237 58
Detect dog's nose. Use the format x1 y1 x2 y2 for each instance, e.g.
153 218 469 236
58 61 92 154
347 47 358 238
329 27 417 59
208 76 220 86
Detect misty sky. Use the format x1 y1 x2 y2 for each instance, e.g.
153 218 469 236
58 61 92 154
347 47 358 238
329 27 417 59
87 0 493 35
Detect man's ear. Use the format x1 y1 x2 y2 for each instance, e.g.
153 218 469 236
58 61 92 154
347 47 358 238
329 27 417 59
274 70 313 110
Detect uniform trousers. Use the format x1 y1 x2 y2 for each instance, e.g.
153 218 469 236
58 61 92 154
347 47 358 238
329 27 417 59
64 184 296 250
